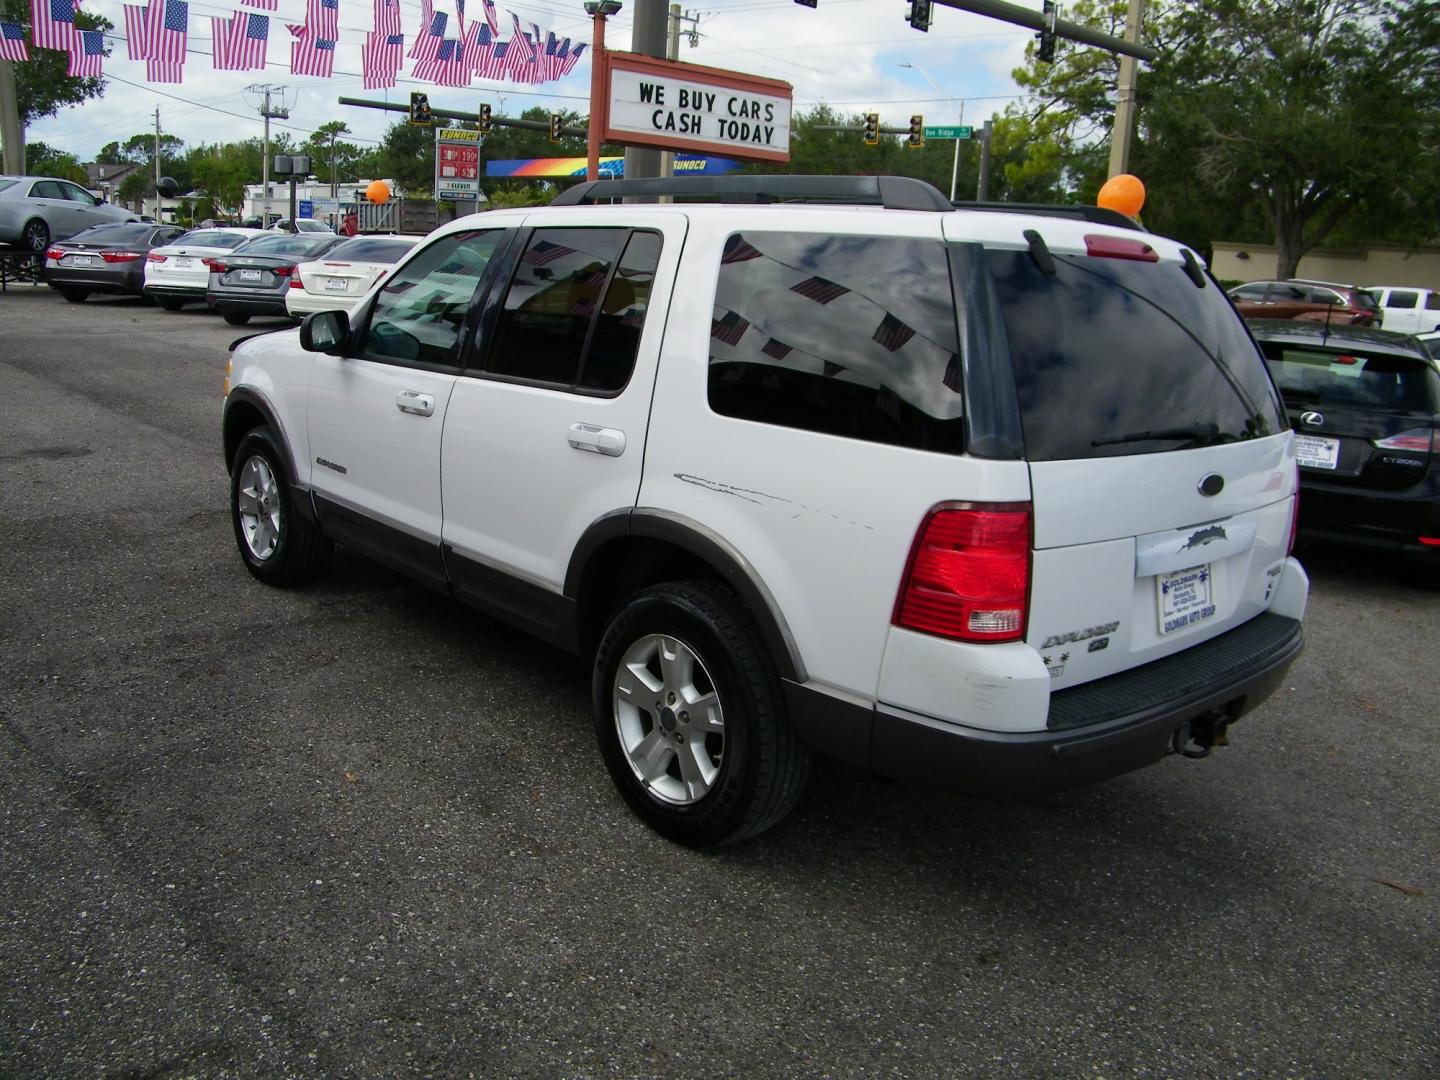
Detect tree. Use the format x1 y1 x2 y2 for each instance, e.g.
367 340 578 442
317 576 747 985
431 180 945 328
189 145 253 217
302 120 360 195
24 141 87 183
1009 0 1440 275
379 118 441 195
2 0 109 125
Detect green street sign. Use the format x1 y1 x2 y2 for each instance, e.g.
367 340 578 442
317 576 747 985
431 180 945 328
924 125 973 140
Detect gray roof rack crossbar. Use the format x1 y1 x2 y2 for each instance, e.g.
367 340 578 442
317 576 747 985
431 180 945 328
550 175 952 212
949 200 1147 232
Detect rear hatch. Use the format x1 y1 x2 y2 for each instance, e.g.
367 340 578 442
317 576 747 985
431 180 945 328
966 226 1295 690
215 255 296 292
146 244 230 289
297 259 383 299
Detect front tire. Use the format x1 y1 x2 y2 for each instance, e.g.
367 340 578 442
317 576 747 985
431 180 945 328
229 427 332 586
21 218 49 253
592 581 811 848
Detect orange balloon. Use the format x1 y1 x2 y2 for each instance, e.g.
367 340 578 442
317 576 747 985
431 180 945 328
1097 173 1146 218
366 179 391 204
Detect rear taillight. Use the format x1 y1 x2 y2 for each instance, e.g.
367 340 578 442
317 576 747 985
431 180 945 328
101 250 143 263
1372 429 1436 453
1287 492 1300 557
288 265 304 289
893 503 1032 643
202 257 222 270
1084 234 1159 262
146 252 168 263
45 246 63 261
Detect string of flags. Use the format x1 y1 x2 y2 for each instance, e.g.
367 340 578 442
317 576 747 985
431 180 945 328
2 0 589 88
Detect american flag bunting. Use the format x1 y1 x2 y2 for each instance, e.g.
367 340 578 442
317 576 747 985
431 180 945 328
289 26 335 76
372 0 400 36
66 26 103 75
362 30 403 88
31 0 79 51
305 0 338 40
0 21 29 60
213 11 268 70
141 0 188 66
480 0 498 35
122 3 147 60
559 41 585 77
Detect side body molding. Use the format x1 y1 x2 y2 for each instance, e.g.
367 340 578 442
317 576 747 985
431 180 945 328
565 508 808 684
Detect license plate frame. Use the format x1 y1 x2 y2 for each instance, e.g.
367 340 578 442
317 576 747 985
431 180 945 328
1157 564 1216 636
236 268 263 283
1295 434 1340 470
174 256 194 269
66 255 96 268
323 277 349 292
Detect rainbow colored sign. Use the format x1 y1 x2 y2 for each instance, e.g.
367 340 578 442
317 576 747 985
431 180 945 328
485 154 740 178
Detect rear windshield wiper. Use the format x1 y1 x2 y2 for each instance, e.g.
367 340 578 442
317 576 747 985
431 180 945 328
1092 423 1220 448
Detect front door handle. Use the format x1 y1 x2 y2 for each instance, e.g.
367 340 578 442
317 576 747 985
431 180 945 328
396 390 435 416
568 423 626 457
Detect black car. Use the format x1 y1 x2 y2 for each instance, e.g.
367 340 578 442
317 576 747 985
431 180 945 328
42 222 186 302
206 232 347 325
1249 320 1440 580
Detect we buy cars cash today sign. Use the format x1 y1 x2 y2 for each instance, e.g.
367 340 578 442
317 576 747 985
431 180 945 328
603 53 792 165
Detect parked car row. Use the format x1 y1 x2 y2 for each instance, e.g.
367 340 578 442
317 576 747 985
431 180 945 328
1228 277 1440 335
40 222 418 325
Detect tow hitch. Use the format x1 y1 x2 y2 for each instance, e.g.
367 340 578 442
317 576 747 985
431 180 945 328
1177 708 1233 759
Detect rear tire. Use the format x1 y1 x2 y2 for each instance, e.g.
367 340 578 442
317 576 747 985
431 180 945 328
229 427 332 587
223 311 251 326
21 218 49 253
592 581 812 848
60 288 88 303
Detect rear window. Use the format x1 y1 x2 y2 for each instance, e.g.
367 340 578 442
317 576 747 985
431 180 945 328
234 234 333 256
988 249 1285 460
1352 290 1381 311
0 179 17 193
1260 345 1434 412
325 238 417 263
172 229 251 249
707 232 965 454
67 224 153 244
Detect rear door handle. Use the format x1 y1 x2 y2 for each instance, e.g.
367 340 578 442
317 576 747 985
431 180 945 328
396 390 435 416
568 423 626 457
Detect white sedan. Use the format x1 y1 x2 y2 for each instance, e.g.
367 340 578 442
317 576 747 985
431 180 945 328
285 235 421 317
143 227 267 310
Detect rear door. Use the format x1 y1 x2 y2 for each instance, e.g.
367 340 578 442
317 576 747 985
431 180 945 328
1377 288 1421 334
978 238 1296 688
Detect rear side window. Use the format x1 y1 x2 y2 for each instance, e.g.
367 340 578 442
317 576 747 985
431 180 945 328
1426 293 1440 311
707 232 965 454
1260 346 1435 412
1229 284 1269 301
485 227 661 393
1385 291 1419 309
988 249 1284 460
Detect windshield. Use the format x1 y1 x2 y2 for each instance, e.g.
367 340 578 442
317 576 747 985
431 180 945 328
1260 344 1436 412
324 238 416 263
234 234 334 256
172 229 252 249
987 249 1285 459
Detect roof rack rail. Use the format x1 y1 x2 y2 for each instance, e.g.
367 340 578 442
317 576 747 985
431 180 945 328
550 174 952 212
950 201 1147 232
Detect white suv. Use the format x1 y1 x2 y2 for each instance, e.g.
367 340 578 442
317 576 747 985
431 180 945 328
221 176 1309 846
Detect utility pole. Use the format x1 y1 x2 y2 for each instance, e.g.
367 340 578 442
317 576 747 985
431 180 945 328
658 4 682 181
154 108 162 220
975 119 993 202
250 84 289 221
0 59 23 176
1107 0 1144 177
624 0 668 182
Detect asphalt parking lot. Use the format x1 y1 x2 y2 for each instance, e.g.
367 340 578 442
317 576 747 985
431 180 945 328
1 286 1436 1079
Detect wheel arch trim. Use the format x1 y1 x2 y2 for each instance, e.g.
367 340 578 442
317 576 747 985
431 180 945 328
222 387 304 494
565 507 807 683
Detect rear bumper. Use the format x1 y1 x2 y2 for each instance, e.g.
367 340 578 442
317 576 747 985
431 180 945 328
207 287 291 316
1299 474 1440 553
44 266 143 294
285 289 362 316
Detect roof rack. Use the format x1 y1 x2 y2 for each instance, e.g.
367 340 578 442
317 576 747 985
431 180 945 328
949 200 1147 232
550 175 953 212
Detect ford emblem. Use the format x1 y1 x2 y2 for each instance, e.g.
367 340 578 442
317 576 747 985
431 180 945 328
1197 473 1225 497
1300 411 1325 427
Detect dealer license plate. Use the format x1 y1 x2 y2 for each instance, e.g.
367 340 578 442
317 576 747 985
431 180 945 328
66 255 96 267
237 268 262 282
323 277 349 292
1295 434 1339 470
175 257 194 268
1157 564 1216 636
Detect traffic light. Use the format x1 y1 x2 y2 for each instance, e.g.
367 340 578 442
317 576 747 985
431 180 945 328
906 0 931 32
1037 0 1057 63
409 91 432 126
908 114 924 148
863 112 880 146
549 113 563 143
479 103 492 134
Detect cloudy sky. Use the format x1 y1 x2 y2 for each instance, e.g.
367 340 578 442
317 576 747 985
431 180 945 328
29 0 1037 161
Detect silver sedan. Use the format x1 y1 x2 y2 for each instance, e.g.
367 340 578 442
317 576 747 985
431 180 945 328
0 175 140 253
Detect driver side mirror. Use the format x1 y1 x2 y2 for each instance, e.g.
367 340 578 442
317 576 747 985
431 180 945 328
299 309 350 355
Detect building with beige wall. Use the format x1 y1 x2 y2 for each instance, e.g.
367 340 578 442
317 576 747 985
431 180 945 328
1211 241 1440 290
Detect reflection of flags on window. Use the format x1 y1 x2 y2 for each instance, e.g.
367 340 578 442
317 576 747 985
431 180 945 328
791 276 849 305
66 27 103 75
943 353 962 393
711 309 750 347
721 236 763 264
362 30 403 88
823 361 845 377
872 312 916 352
761 338 792 362
31 0 79 52
0 22 30 61
521 240 573 267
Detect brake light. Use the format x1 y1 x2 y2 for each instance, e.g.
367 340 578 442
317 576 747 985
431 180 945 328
146 252 168 263
893 503 1032 643
204 258 224 271
288 265 304 289
1373 429 1435 453
101 250 143 263
45 247 63 261
1419 537 1440 547
1084 234 1159 262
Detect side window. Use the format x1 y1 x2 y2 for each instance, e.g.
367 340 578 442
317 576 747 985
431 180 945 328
1426 292 1440 311
1307 287 1341 304
1230 284 1268 301
360 230 502 367
485 227 659 393
707 232 965 454
31 181 64 199
61 183 97 205
1386 290 1419 309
